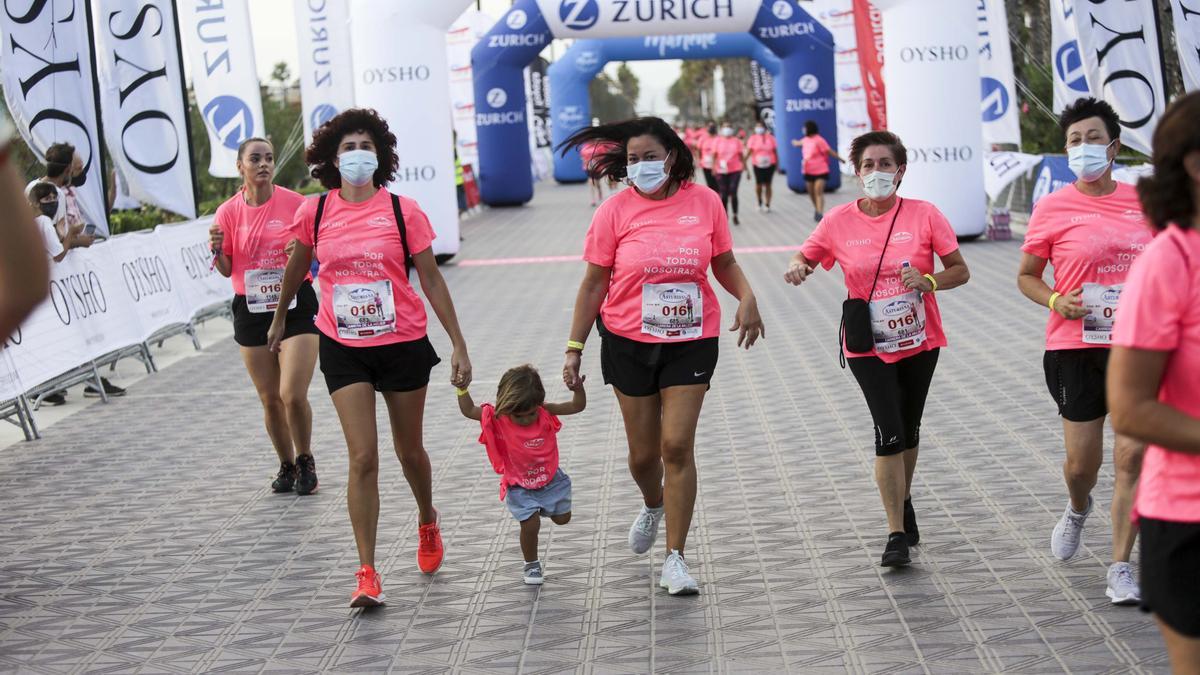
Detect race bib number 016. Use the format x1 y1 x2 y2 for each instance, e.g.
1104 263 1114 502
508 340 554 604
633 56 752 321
868 290 927 353
333 280 396 339
244 269 297 314
642 282 702 340
1082 283 1122 345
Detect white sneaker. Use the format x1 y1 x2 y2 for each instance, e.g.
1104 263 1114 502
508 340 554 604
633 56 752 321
628 504 665 554
1050 496 1092 560
763 205 771 214
523 561 544 586
1106 562 1140 605
659 550 699 595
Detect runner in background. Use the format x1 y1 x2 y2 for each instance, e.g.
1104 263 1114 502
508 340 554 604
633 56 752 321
1017 97 1149 606
581 140 613 207
713 122 746 225
210 137 320 496
746 123 779 213
792 121 842 222
700 122 719 191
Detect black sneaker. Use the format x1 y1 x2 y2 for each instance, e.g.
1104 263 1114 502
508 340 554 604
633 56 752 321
881 532 911 567
904 497 920 546
42 391 67 406
295 454 318 495
84 378 126 398
272 461 296 493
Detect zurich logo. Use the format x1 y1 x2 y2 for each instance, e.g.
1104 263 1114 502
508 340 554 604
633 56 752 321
1055 40 1089 93
506 9 528 29
486 88 508 109
772 0 793 20
202 96 254 150
560 0 599 30
310 104 337 131
980 77 1010 122
798 74 819 95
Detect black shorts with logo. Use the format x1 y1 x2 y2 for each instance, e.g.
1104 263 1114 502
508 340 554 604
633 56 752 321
318 333 441 395
231 280 319 347
1043 348 1109 422
752 165 777 185
1139 517 1200 637
598 320 718 397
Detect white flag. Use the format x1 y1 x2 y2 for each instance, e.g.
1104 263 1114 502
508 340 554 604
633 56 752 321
1171 0 1200 92
0 0 109 234
1073 0 1167 155
93 0 196 218
1050 0 1091 112
977 0 1021 146
177 0 264 178
983 150 1042 200
293 0 355 145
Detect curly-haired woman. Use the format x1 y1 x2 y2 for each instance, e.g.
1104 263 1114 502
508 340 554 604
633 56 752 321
268 108 473 607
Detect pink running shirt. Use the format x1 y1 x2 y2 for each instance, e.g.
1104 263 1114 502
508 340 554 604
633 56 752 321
1022 182 1152 351
293 188 436 347
800 135 832 176
746 133 778 168
699 135 718 170
583 182 733 344
1112 226 1200 523
215 186 308 296
800 198 960 363
713 136 745 174
581 141 618 174
479 403 562 500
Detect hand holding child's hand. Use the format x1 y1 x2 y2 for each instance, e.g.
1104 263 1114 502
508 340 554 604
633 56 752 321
566 373 586 392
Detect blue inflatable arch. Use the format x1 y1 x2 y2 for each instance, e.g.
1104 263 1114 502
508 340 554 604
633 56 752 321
471 0 839 206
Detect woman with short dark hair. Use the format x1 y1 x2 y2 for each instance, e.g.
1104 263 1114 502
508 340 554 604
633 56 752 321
791 120 842 222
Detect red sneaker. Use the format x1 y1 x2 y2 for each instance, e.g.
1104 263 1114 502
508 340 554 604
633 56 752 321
350 564 385 607
417 511 444 574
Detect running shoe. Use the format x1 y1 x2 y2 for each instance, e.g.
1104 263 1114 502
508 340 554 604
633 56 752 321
84 378 125 398
733 214 741 225
659 550 699 595
271 461 296 493
350 564 385 607
881 532 911 567
629 503 665 554
1051 496 1092 560
523 561 544 586
1106 562 1140 606
417 510 444 574
763 205 771 214
41 391 66 406
295 454 318 495
903 497 920 546
815 212 824 222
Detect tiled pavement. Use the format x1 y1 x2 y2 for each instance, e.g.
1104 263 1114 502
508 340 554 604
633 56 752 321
0 182 1167 673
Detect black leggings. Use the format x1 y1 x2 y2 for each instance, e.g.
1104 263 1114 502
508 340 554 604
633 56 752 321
702 168 718 191
847 348 940 456
715 171 742 215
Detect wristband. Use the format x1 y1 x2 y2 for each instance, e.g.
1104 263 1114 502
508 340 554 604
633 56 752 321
455 387 469 397
566 340 585 353
1048 291 1061 311
923 274 938 292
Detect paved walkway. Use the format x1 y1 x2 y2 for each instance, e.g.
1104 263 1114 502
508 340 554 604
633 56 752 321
0 182 1167 673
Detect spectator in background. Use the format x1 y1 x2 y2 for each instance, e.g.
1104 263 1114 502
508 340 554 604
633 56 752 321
24 142 86 238
0 111 49 345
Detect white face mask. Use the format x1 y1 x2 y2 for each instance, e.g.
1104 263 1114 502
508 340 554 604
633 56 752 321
1067 140 1115 183
754 126 765 135
338 149 378 187
720 126 734 137
626 155 670 194
860 170 898 200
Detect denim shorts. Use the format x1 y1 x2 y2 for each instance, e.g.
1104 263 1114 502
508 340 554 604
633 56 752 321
505 469 572 521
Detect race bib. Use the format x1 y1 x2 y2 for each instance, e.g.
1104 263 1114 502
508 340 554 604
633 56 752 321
641 282 702 340
755 156 773 168
1082 283 1123 345
333 280 395 339
719 160 729 173
868 290 927 353
244 269 296 314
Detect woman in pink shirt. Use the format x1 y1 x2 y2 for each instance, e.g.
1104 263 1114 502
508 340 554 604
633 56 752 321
791 120 842 222
267 109 474 608
712 122 747 225
745 123 778 213
559 116 764 596
784 130 970 568
1017 98 1151 606
1109 92 1200 669
209 138 320 496
581 140 612 208
699 123 719 191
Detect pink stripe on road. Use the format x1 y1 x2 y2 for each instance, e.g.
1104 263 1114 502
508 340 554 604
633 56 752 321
456 245 796 268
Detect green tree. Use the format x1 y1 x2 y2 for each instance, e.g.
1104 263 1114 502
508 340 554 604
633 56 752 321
615 63 640 110
589 69 638 123
668 60 717 124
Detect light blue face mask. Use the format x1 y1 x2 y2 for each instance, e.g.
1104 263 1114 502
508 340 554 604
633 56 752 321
1067 140 1115 183
626 154 670 194
338 149 378 187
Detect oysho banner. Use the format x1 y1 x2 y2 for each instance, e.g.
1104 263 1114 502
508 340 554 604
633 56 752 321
1171 0 1200 92
1050 0 1090 112
977 0 1020 147
0 0 110 234
808 0 872 167
177 0 265 178
536 0 760 38
293 0 355 146
93 0 197 218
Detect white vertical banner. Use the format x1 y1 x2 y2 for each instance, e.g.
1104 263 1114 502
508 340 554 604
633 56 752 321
977 0 1021 147
874 0 986 236
0 0 109 234
350 0 465 257
808 0 873 170
1171 0 1200 92
1050 0 1091 112
293 0 356 146
446 9 493 175
176 0 264 178
1073 0 1167 155
93 0 197 218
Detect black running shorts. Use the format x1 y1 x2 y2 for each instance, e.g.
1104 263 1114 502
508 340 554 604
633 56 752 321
803 172 830 183
318 333 441 395
1139 517 1200 637
598 320 718 397
752 165 777 184
847 348 940 456
1043 348 1109 422
231 280 319 348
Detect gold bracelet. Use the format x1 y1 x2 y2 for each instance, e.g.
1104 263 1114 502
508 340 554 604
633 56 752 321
923 274 938 292
566 340 585 352
1048 291 1061 311
455 387 469 397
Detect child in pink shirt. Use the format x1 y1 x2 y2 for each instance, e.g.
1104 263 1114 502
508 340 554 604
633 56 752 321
457 365 586 585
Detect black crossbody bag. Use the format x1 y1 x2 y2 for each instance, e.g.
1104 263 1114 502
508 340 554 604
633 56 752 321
312 192 413 279
839 198 903 368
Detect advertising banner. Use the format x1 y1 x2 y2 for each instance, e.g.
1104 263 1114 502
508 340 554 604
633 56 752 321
983 150 1042 200
107 232 189 339
1050 0 1091 112
152 218 233 320
447 9 494 177
293 0 356 145
1170 0 1200 92
977 0 1021 147
852 0 886 130
750 60 775 131
536 0 761 38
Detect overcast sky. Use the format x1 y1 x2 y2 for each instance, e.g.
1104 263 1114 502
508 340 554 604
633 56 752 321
244 0 682 116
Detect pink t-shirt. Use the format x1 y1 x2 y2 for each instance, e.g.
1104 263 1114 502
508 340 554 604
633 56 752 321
713 136 744 174
479 403 562 500
746 133 778 168
580 141 618 173
699 135 718 170
800 135 832 176
1022 182 1152 351
1112 226 1200 523
583 182 733 344
293 188 436 347
216 186 307 296
800 198 960 363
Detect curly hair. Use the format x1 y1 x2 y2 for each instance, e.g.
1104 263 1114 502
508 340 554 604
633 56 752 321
1059 97 1121 141
305 108 399 190
495 365 545 417
1137 92 1199 231
558 116 694 187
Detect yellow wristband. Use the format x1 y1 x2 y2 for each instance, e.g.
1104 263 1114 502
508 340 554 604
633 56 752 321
566 340 585 352
923 274 938 292
1048 291 1061 311
455 387 469 397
